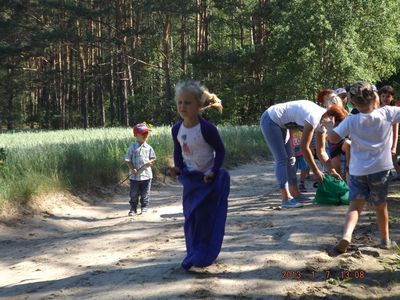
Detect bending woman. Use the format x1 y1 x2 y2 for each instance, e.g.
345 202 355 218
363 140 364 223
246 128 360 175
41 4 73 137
260 100 325 208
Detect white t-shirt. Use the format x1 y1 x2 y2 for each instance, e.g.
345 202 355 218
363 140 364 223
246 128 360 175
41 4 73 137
177 123 215 174
267 100 326 130
334 106 400 176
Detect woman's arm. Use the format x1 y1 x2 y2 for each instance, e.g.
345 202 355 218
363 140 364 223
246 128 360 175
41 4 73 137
301 122 324 183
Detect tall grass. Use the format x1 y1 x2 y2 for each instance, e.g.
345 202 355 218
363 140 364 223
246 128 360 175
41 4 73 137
0 125 268 207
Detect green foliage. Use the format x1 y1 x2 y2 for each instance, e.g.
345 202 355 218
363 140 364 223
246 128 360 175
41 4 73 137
0 125 268 207
0 0 400 129
267 0 400 100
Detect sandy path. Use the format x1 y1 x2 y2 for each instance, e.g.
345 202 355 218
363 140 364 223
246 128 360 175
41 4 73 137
0 162 399 299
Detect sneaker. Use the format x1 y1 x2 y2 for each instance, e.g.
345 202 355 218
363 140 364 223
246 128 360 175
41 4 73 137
334 239 350 253
293 194 312 203
141 207 148 214
299 183 307 193
380 239 398 250
282 198 303 208
128 209 137 216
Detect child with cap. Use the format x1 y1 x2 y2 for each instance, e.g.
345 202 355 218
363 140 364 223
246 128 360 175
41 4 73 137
323 81 400 253
125 123 156 215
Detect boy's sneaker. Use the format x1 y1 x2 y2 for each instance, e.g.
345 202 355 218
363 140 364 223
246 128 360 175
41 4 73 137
128 209 137 216
299 183 307 193
380 239 398 250
141 207 148 214
282 199 303 208
334 239 350 253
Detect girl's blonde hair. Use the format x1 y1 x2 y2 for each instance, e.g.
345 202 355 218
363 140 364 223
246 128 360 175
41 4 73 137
174 80 223 113
174 80 207 105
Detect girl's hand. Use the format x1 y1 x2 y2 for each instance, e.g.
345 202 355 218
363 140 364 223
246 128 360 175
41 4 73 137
169 167 181 177
204 172 215 183
131 168 138 174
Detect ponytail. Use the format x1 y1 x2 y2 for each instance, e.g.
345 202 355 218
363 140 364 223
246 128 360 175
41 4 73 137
200 90 223 113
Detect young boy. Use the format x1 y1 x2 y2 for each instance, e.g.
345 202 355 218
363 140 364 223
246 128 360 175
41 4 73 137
323 81 399 253
125 123 156 215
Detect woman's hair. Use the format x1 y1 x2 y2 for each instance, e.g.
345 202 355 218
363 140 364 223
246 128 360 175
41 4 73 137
322 104 348 127
317 89 334 105
348 81 376 107
174 80 207 105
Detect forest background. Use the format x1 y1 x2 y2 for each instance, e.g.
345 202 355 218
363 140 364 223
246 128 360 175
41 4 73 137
1 0 400 130
1 0 400 205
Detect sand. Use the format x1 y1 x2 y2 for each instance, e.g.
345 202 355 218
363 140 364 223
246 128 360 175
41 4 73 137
0 162 399 299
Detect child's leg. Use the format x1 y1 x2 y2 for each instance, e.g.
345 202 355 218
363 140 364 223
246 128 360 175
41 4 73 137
331 155 342 178
335 171 369 253
342 139 351 184
367 170 391 247
139 179 151 211
342 199 365 241
298 157 309 192
335 199 365 253
129 180 140 212
375 202 389 242
300 170 308 183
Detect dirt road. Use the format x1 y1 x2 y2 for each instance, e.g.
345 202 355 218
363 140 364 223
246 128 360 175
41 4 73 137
1 162 399 299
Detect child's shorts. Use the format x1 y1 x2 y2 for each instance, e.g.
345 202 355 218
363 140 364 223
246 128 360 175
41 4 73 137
295 156 309 171
349 170 390 206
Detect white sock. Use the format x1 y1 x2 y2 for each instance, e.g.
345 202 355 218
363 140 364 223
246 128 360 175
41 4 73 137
342 233 352 243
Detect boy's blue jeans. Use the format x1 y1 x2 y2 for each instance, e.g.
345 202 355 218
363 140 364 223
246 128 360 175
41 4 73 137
129 179 152 210
260 111 297 189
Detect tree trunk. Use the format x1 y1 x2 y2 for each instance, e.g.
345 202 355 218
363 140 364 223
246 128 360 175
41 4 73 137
180 15 187 74
162 14 172 124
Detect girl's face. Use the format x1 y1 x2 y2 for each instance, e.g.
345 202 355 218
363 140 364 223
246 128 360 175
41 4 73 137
176 91 202 119
380 93 393 106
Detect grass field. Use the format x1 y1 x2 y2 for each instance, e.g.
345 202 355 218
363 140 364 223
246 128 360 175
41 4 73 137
0 125 268 207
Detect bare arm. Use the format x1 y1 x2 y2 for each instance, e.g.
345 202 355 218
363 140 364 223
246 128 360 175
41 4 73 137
392 123 399 155
315 131 342 179
300 122 324 183
125 161 138 174
320 115 343 144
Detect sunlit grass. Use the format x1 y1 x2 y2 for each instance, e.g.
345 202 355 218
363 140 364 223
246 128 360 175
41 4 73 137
0 125 268 207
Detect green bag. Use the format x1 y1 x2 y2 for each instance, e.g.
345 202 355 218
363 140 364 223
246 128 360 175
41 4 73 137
314 174 349 205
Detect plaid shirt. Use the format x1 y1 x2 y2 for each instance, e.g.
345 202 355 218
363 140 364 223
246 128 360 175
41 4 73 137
125 141 156 181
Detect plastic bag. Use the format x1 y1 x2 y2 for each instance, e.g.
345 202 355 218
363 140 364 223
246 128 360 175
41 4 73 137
314 174 349 205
